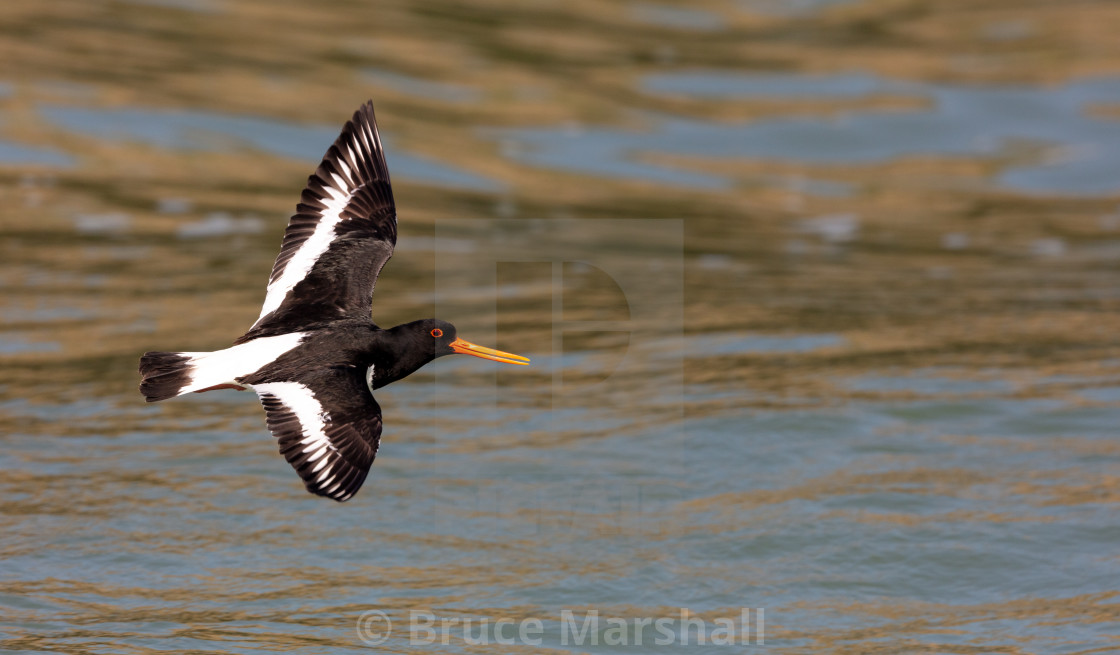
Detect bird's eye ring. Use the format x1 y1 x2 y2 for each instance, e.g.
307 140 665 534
430 328 443 338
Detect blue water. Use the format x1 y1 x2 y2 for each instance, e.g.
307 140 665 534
2 360 1116 652
364 69 482 104
740 0 859 15
39 104 503 190
629 3 725 30
490 73 1120 194
0 141 73 167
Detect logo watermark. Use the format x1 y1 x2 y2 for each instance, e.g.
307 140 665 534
356 607 764 647
428 218 687 538
355 610 392 646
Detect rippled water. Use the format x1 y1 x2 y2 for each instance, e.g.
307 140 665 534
2 1 1119 653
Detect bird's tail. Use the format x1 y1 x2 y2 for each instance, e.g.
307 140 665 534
138 351 198 402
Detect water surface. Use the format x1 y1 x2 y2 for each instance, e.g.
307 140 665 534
1 0 1118 653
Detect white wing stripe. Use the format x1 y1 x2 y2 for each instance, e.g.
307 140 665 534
346 143 360 173
357 122 373 156
304 443 329 460
254 187 352 323
253 380 330 450
336 156 353 184
367 127 380 160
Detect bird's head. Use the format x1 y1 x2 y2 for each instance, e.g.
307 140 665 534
394 319 530 366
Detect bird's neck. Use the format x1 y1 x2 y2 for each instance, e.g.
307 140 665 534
366 324 438 389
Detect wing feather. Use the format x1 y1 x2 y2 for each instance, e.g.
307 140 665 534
253 370 382 502
244 101 396 341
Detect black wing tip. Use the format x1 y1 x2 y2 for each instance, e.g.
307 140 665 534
299 457 368 502
352 100 380 141
349 101 377 146
354 100 388 175
317 99 391 187
307 472 366 502
357 99 376 120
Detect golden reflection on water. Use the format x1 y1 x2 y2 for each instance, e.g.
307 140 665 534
2 0 1120 652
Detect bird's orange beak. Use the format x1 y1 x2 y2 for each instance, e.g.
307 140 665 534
449 338 530 365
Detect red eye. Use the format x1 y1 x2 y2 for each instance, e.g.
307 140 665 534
431 328 443 338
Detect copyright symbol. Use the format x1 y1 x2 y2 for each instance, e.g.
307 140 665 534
356 609 392 646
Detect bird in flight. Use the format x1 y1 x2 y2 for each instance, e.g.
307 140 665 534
139 101 529 502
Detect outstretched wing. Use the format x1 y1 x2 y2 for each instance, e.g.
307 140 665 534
252 366 382 502
245 101 396 339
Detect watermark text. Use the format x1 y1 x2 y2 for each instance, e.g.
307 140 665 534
357 607 764 647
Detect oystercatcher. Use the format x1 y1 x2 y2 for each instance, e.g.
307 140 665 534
139 101 529 502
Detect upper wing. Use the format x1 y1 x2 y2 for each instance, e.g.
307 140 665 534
252 366 382 502
245 101 396 339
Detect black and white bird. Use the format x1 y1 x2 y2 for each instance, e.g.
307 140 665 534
139 101 528 502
